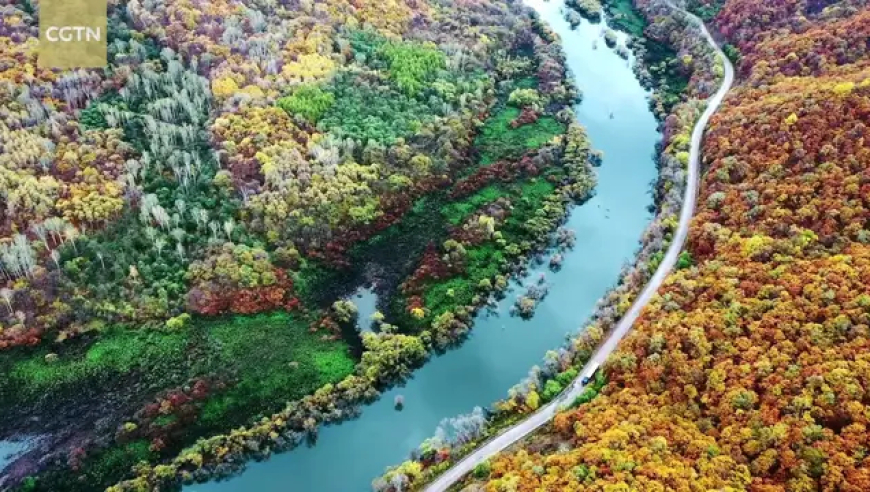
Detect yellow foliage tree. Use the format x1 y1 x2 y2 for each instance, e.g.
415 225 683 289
212 76 240 98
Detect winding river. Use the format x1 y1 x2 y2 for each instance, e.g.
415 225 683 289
188 1 658 490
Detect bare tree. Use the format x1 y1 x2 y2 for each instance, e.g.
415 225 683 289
176 242 185 261
44 217 67 244
151 205 171 230
389 473 407 492
194 207 209 230
140 194 160 223
208 221 220 241
63 225 80 253
223 218 235 241
170 228 185 244
50 249 61 269
0 287 12 314
154 237 167 258
433 406 488 448
11 235 36 277
144 226 157 242
32 223 49 249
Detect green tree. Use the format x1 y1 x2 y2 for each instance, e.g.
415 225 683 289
277 85 335 123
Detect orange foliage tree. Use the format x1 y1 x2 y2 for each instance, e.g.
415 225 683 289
470 1 870 490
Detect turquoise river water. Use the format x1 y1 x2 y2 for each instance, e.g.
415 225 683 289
188 1 659 490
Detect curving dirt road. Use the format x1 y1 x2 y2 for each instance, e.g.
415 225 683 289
423 5 735 491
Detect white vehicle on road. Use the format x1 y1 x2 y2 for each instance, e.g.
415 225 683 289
423 2 734 489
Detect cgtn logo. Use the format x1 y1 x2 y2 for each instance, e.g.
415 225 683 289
38 0 107 68
44 26 102 43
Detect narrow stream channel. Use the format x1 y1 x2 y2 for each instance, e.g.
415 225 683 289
187 1 658 490
0 440 31 471
349 286 380 333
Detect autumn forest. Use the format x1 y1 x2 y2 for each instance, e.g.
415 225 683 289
443 0 870 491
0 0 605 490
3 0 869 490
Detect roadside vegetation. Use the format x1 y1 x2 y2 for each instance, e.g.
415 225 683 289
373 0 725 489
447 0 870 490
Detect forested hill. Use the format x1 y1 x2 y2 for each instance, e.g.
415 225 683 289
1 0 599 490
461 0 870 490
0 0 540 342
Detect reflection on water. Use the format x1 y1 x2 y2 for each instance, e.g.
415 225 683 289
349 286 379 332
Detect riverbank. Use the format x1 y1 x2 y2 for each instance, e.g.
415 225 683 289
444 0 870 489
1 2 603 491
81 11 608 492
158 0 662 489
374 0 727 489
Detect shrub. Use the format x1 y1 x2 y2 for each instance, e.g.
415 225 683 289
377 41 446 96
277 85 335 124
508 88 542 108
